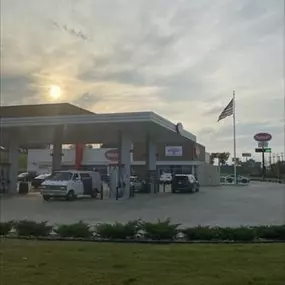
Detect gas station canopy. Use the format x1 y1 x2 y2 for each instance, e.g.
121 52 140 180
0 103 196 147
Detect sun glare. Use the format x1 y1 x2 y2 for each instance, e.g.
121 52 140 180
49 85 62 99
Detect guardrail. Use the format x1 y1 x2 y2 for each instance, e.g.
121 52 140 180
220 181 249 186
249 177 285 184
220 176 285 185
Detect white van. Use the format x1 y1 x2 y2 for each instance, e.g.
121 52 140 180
41 170 102 201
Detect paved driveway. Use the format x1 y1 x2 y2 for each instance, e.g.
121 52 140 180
0 182 284 227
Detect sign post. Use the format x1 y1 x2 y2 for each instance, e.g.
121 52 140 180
242 153 251 162
261 143 265 181
254 133 272 180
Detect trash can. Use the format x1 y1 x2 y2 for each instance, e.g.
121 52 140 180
141 181 151 193
18 182 29 195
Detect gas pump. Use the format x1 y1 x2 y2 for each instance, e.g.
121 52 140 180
108 164 127 199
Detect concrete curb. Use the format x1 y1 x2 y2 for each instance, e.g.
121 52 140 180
220 183 249 187
1 235 284 244
250 178 285 184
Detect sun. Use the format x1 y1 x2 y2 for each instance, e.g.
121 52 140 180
49 85 62 99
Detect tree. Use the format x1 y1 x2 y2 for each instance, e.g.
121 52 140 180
19 154 27 170
210 153 219 164
244 158 256 166
210 152 230 166
269 161 285 178
217 152 230 166
233 157 242 166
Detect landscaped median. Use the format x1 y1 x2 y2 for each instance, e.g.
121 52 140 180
1 220 285 285
1 240 284 285
1 219 285 242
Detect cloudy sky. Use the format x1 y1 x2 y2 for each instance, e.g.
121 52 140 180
1 0 284 159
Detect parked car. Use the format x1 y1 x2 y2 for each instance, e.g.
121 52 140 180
171 174 199 193
17 172 38 182
130 176 142 192
160 173 173 184
31 173 51 188
226 175 250 184
41 170 102 201
220 176 226 183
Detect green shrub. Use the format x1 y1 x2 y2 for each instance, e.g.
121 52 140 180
7 219 285 241
219 227 255 241
141 219 180 240
232 227 256 241
15 220 52 237
56 221 92 238
183 226 219 240
184 226 255 241
256 225 285 240
217 227 256 241
96 220 140 239
0 221 14 235
215 227 234 240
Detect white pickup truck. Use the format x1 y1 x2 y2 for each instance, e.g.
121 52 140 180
41 170 102 201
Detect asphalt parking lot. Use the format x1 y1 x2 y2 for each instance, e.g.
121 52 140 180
1 182 284 227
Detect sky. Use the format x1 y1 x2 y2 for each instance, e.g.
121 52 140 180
1 0 284 160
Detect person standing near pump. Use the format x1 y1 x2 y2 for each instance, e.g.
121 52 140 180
0 172 5 193
0 171 9 193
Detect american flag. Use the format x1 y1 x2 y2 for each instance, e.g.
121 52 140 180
218 98 234 122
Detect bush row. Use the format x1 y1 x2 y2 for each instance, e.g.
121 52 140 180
1 219 284 241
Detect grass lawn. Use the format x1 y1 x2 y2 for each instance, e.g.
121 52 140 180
1 240 285 285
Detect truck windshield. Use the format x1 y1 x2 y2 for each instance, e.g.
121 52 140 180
49 172 73 181
18 172 28 178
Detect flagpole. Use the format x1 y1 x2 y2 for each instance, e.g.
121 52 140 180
233 90 237 184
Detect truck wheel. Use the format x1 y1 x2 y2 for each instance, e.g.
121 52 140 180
196 185 200 192
43 195 50 201
227 178 233 183
171 187 176 193
66 190 75 201
91 189 97 199
191 185 196 193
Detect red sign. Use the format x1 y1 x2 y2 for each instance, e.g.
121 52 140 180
105 149 118 161
254 133 272 142
194 145 200 158
75 144 84 170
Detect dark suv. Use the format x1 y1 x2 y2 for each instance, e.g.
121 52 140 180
171 174 199 193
